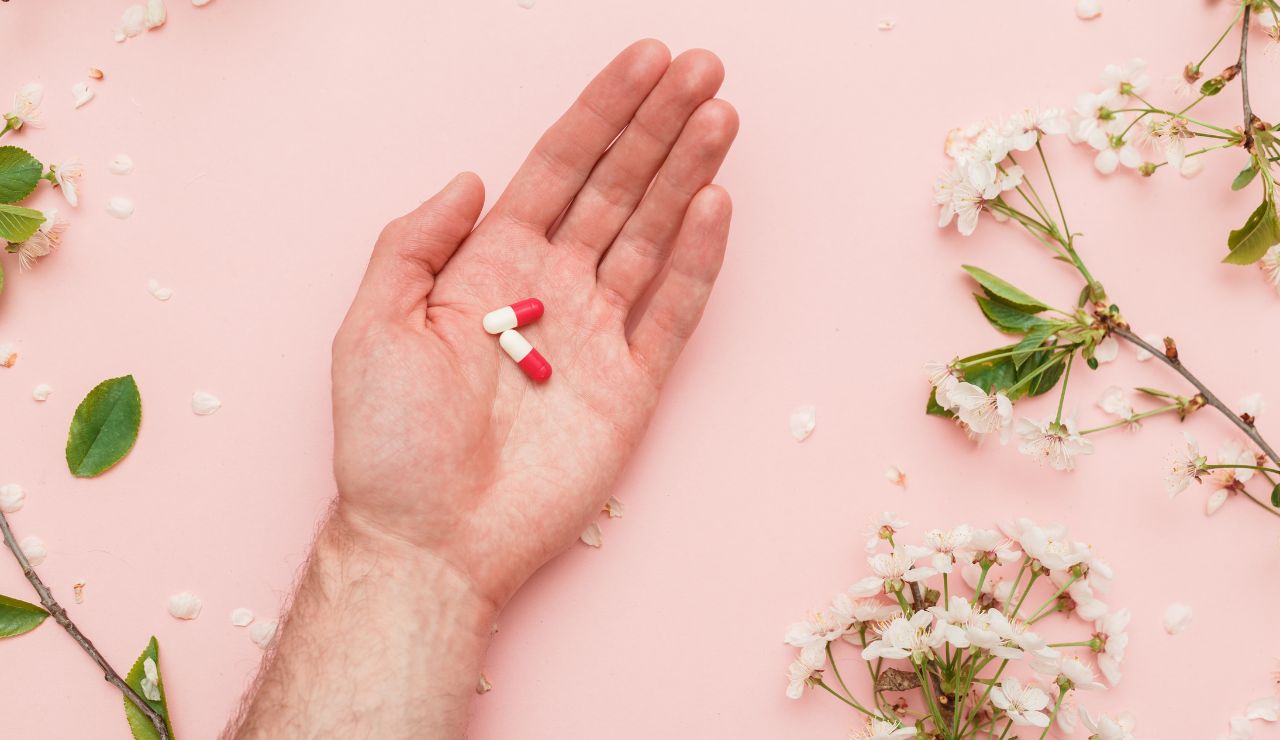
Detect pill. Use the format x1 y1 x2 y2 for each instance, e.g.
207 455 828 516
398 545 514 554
483 298 544 334
499 329 552 382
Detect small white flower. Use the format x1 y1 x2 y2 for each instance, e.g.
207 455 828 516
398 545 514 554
860 611 938 662
13 208 65 271
990 676 1050 727
849 717 918 739
140 657 161 701
249 620 278 649
4 82 44 131
864 511 909 552
785 607 847 668
924 360 962 410
1070 89 1123 144
109 154 135 175
192 391 221 415
851 544 936 596
1162 602 1192 635
71 82 94 109
789 405 816 441
1095 608 1130 685
107 196 135 219
50 160 85 207
1057 655 1105 690
167 591 203 620
20 535 46 566
1102 58 1151 98
1246 696 1280 721
785 659 817 699
230 607 255 627
1004 108 1069 150
1076 0 1101 19
922 525 972 573
1262 246 1280 295
0 483 26 513
1166 433 1206 496
883 464 906 488
1079 709 1136 740
1240 393 1266 417
1015 417 1093 471
1210 440 1257 496
949 382 1013 437
1089 129 1142 175
579 522 603 548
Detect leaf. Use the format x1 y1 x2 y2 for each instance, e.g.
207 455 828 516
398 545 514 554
1223 199 1280 265
0 593 47 638
926 387 955 418
0 146 43 204
964 353 1018 395
1272 483 1280 508
975 295 1047 334
66 375 142 477
1232 162 1259 191
0 202 43 243
123 636 174 740
1020 353 1067 399
962 265 1052 312
1011 324 1057 370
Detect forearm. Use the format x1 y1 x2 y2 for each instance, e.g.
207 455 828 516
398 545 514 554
224 508 498 739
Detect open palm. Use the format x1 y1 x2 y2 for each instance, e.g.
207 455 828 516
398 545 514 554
331 40 737 607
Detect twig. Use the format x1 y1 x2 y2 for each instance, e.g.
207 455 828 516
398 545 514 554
0 511 170 740
1239 2 1257 149
1111 327 1280 518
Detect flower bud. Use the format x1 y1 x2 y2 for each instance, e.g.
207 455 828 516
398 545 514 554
1139 162 1157 177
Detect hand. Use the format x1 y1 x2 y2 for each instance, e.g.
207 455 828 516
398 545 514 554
331 40 738 609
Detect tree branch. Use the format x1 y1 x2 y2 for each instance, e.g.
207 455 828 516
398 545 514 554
1239 2 1258 149
0 511 170 740
1112 326 1280 472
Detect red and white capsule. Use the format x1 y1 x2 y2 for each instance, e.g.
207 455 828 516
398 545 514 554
499 329 552 382
483 298 544 334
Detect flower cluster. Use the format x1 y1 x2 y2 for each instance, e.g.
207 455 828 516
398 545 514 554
785 515 1132 738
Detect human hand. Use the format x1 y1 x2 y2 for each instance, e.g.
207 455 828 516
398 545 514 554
330 40 738 609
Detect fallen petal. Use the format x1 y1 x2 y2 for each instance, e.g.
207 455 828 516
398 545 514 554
517 0 536 7
229 607 254 627
144 0 167 28
106 197 135 219
1206 488 1228 515
167 591 203 620
249 620 278 648
192 391 221 415
0 483 26 513
877 19 895 30
789 405 816 441
604 496 624 518
1075 0 1101 19
579 521 603 548
0 343 17 368
20 536 46 566
73 581 86 604
1162 602 1192 634
32 384 52 402
109 154 134 175
192 0 214 5
884 465 906 487
71 82 94 109
121 5 147 37
1247 696 1280 721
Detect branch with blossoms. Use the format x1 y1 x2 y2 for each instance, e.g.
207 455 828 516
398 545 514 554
785 515 1134 740
0 81 84 292
927 9 1280 520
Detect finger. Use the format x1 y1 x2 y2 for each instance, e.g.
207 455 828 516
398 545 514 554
628 185 731 382
354 172 486 319
492 39 671 233
550 49 724 257
596 98 737 310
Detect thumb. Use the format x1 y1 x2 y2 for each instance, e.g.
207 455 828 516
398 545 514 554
356 171 486 317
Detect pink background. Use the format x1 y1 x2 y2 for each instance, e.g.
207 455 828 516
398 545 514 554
2 1 1279 737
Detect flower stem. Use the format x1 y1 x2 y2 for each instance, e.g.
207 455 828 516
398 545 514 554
1196 5 1246 71
1053 354 1074 425
1079 403 1182 435
1205 463 1280 475
814 679 877 718
1038 689 1068 740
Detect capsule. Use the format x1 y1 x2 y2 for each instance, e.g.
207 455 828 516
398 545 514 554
499 329 552 382
483 298 544 334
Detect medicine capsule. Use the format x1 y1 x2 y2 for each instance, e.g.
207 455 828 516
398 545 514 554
499 329 552 382
483 298 544 334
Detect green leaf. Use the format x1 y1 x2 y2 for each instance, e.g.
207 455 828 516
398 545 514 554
0 593 47 638
1223 199 1280 265
962 265 1052 312
1272 483 1280 508
0 146 43 204
1232 162 1259 191
0 202 43 243
1017 352 1067 400
926 387 955 418
66 375 142 478
964 353 1018 395
976 295 1048 334
1011 324 1057 370
123 637 174 740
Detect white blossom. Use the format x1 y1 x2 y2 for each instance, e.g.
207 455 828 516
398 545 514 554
850 544 936 596
861 611 939 662
785 659 817 699
949 382 1013 437
1094 608 1130 685
13 208 65 270
1015 417 1093 471
3 82 43 130
991 676 1051 727
1101 58 1151 98
849 717 918 739
50 160 84 207
1166 433 1206 496
1079 709 1136 740
922 525 972 573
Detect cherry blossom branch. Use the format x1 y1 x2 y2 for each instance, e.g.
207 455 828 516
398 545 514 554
1239 1 1256 149
0 511 170 740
